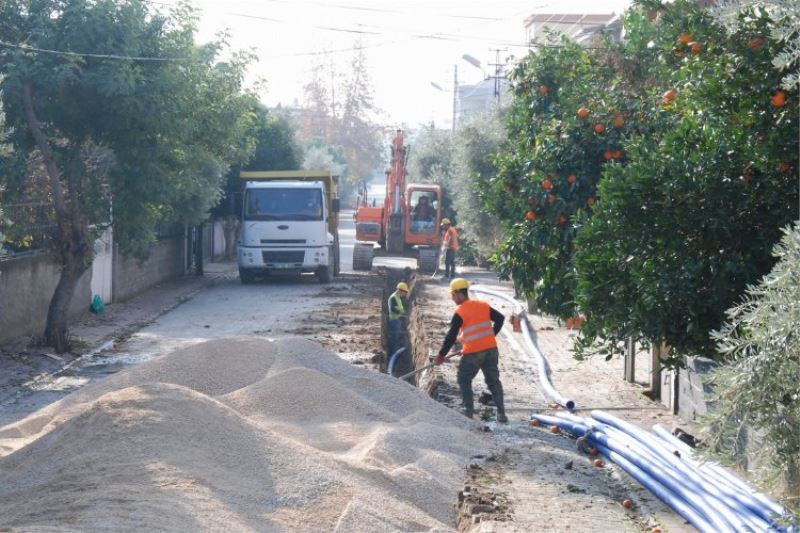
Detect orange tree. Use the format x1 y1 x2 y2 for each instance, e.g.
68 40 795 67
486 0 798 361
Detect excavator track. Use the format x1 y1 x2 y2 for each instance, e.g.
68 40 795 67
417 247 439 273
352 242 374 271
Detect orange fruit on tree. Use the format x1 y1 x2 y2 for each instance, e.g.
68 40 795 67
547 194 557 204
594 123 606 134
772 91 786 108
613 150 623 160
603 150 613 160
663 89 678 102
525 210 537 221
587 197 595 207
613 116 624 128
677 32 693 45
541 178 553 190
778 161 792 174
550 425 561 434
538 85 549 95
567 174 577 184
688 41 702 55
557 216 567 226
622 499 634 509
577 107 590 118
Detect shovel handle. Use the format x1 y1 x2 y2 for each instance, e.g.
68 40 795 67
397 351 462 380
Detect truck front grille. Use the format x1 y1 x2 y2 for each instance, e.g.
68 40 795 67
262 250 305 264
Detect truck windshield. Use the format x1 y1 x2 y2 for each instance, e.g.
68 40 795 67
244 188 323 221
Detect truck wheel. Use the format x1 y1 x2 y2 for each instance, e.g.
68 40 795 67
317 265 333 283
333 238 341 276
239 268 256 284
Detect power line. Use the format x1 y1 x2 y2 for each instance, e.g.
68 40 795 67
0 39 194 62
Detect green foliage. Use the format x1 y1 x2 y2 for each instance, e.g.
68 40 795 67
712 0 800 91
703 222 800 506
0 0 258 257
407 115 505 266
487 0 798 360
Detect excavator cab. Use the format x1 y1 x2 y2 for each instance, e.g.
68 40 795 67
405 187 441 244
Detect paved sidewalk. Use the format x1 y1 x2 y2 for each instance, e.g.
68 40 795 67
0 261 239 405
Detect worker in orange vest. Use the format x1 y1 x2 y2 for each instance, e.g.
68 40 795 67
440 218 459 279
435 278 507 422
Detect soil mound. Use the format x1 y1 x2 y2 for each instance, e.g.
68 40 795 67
0 337 487 531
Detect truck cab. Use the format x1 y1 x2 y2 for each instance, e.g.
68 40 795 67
237 171 340 283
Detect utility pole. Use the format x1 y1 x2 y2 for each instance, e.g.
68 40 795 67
488 48 507 105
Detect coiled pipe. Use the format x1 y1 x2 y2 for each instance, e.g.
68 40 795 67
470 286 576 410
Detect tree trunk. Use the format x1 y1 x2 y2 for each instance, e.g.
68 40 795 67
43 258 90 352
22 81 91 353
222 215 240 260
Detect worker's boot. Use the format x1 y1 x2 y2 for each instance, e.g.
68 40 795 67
462 408 474 419
496 411 508 424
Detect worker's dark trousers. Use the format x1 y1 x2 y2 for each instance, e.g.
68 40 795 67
457 347 504 416
387 318 403 361
444 249 456 279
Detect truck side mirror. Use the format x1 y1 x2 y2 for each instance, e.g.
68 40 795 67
332 198 341 212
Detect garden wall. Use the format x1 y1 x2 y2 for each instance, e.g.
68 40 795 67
0 252 91 345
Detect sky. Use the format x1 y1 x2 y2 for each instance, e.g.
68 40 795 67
157 0 633 129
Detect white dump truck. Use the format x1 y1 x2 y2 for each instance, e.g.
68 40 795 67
237 170 340 284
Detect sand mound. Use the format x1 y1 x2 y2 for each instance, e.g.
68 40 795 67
0 337 488 531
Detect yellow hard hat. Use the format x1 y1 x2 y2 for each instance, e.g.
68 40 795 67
441 218 451 226
449 278 470 292
396 282 409 292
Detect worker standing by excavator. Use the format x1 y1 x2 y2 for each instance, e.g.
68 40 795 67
387 282 409 361
440 218 459 280
435 278 508 423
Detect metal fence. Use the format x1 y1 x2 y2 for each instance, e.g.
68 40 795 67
0 202 56 255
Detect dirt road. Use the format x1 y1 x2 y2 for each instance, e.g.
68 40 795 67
0 210 697 531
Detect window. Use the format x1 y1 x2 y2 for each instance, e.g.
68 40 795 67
244 188 323 221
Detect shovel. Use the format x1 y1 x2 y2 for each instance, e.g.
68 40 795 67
397 351 462 380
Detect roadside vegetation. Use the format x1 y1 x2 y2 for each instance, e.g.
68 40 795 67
483 0 798 364
408 110 506 267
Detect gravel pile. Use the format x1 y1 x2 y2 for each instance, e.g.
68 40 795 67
0 337 487 531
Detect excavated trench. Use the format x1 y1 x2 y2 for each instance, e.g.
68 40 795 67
379 268 441 395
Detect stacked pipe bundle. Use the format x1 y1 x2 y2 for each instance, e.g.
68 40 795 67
530 411 794 532
470 285 795 533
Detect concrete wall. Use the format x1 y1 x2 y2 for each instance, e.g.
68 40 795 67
0 252 92 345
676 356 719 422
112 236 186 302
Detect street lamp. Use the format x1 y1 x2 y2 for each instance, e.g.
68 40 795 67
462 53 482 70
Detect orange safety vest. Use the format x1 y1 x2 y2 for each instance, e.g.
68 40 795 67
443 226 459 250
455 299 497 355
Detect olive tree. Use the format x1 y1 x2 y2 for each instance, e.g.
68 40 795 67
704 222 800 508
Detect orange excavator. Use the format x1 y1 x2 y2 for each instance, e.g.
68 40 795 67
352 130 442 272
